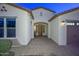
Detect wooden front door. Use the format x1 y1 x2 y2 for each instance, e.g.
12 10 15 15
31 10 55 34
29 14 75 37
36 24 45 37
37 24 42 36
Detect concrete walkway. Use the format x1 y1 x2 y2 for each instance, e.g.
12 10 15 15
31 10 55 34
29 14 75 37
11 37 79 56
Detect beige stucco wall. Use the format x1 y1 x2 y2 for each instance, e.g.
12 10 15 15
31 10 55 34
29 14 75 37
49 17 60 44
32 8 55 21
50 9 79 45
0 4 32 45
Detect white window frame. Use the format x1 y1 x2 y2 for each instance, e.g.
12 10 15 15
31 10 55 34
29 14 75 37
66 22 75 25
77 23 79 25
0 17 16 39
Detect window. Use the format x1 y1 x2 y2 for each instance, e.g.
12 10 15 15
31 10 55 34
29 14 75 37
0 18 4 37
6 18 16 37
77 23 79 25
66 23 75 25
0 17 16 38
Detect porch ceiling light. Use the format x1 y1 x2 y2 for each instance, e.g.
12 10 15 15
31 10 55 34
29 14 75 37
61 21 65 26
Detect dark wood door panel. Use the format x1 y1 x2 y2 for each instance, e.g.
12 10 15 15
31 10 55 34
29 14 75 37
67 25 79 45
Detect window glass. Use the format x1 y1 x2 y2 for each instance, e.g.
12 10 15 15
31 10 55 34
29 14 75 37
0 17 16 38
77 23 79 25
7 29 16 37
66 23 74 25
6 18 16 37
0 18 4 37
6 18 16 27
0 29 4 37
0 18 4 27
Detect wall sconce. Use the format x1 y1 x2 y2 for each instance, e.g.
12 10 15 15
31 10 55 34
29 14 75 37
0 6 7 12
34 25 36 31
40 12 43 16
61 21 65 26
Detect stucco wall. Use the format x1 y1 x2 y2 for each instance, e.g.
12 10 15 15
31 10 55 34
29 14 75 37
32 8 55 21
50 9 79 45
49 18 60 44
0 4 32 45
58 9 79 45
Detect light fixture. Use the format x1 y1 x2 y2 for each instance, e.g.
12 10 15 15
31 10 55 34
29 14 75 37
40 12 43 16
61 21 65 26
34 25 36 31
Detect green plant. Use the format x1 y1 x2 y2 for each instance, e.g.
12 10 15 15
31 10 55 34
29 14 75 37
0 40 14 56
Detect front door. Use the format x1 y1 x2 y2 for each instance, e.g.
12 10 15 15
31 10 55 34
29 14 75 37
36 24 45 36
34 22 48 37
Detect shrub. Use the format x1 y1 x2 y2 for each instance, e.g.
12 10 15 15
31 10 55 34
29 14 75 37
0 40 14 56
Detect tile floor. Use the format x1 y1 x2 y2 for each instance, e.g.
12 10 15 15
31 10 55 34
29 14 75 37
10 37 79 56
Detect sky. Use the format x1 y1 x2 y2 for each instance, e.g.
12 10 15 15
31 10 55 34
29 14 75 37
16 3 79 13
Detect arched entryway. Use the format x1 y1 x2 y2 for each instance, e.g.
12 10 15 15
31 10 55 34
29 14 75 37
34 22 48 37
